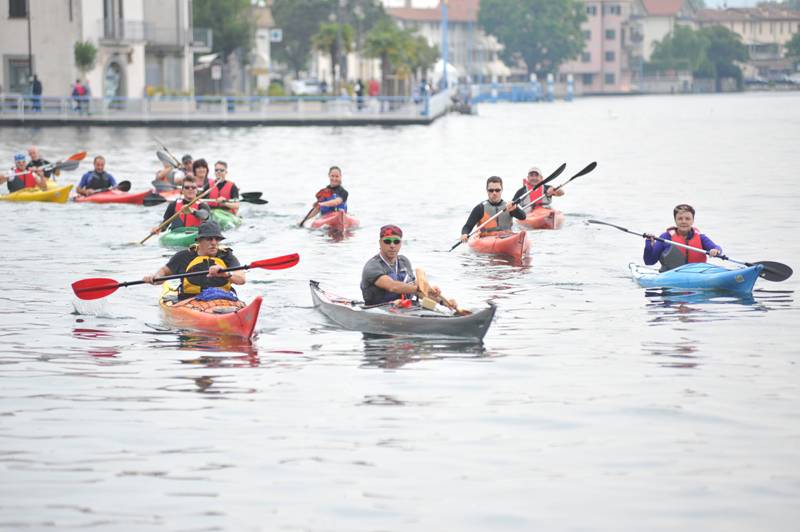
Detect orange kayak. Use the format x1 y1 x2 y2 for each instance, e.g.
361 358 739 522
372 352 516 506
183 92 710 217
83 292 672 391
310 210 360 233
159 282 262 339
468 230 530 262
516 207 565 230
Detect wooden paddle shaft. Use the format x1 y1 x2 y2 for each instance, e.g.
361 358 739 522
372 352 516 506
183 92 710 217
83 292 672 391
140 187 212 245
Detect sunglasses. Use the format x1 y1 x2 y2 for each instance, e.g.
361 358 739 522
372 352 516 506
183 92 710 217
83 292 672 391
382 238 401 245
214 168 226 173
183 186 197 190
528 172 540 177
487 188 502 193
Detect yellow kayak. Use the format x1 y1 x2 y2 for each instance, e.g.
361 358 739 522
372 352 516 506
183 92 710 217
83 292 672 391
0 181 73 203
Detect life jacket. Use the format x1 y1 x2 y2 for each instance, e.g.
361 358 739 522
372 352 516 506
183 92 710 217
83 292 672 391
173 199 204 228
523 180 550 208
380 256 413 303
209 180 235 201
659 226 707 272
85 171 111 190
180 246 234 296
318 186 347 214
7 169 38 192
478 200 513 233
201 176 215 191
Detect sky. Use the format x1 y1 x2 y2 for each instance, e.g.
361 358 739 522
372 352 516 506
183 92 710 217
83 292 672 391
381 0 766 8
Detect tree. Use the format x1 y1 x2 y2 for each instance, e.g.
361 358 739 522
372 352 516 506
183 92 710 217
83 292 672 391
649 24 709 72
364 18 436 95
312 22 355 89
74 41 97 75
700 25 748 90
272 0 334 76
786 31 800 60
194 0 255 60
478 0 586 77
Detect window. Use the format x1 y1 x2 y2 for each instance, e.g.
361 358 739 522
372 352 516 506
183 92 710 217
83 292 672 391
586 5 597 16
606 29 616 40
605 51 615 62
9 0 27 18
610 5 621 15
581 52 591 63
583 30 591 40
605 73 615 84
582 73 594 85
6 58 31 93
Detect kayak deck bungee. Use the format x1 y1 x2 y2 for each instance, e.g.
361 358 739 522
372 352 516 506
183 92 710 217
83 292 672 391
159 226 199 248
468 230 530 262
159 280 262 339
310 281 496 340
629 262 763 296
516 207 565 230
0 182 73 203
310 210 360 233
210 208 243 230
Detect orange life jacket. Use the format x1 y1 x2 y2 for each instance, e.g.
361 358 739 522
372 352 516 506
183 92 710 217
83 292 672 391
667 226 707 264
209 180 235 201
174 199 204 228
523 180 549 208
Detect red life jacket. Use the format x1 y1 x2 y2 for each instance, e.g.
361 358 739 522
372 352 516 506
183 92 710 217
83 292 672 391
209 180 235 201
174 200 204 227
667 226 707 264
8 169 38 192
523 180 545 207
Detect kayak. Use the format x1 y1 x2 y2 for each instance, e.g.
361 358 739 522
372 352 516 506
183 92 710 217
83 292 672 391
516 207 565 230
0 182 73 203
310 281 496 340
629 262 763 295
206 200 239 215
211 208 243 230
159 226 198 248
159 280 262 339
468 230 530 262
310 210 359 233
74 189 154 205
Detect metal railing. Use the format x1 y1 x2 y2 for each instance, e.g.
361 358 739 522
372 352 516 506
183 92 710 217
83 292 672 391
99 18 146 41
0 91 453 122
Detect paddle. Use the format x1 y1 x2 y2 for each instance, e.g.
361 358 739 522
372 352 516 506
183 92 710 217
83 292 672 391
586 219 793 282
241 192 262 200
140 187 213 244
142 194 168 207
416 268 471 316
548 161 597 194
71 253 301 300
298 205 318 227
448 163 567 252
11 151 87 177
154 139 181 167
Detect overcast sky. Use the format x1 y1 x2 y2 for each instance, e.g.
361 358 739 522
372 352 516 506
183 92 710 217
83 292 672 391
381 0 765 8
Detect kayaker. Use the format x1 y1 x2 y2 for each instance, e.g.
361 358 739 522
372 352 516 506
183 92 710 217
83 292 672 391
193 158 213 190
26 145 59 180
150 176 210 234
180 154 194 178
143 220 245 300
306 166 349 221
206 161 240 212
152 160 184 192
76 155 118 196
511 166 563 211
459 176 526 242
0 153 47 192
361 224 440 306
643 204 723 272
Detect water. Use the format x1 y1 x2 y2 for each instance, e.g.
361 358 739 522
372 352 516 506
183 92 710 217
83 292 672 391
1 93 799 531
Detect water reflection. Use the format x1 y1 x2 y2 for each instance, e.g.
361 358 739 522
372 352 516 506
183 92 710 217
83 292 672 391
643 340 701 369
72 327 122 358
360 334 488 369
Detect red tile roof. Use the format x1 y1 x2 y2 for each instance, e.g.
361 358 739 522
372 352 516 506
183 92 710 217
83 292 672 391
387 0 480 23
641 0 686 17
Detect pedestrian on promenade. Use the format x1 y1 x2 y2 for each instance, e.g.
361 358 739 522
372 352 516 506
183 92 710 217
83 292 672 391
31 75 42 112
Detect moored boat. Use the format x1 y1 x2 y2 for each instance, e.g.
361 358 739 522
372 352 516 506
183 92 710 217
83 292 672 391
629 262 763 296
159 280 262 339
310 281 496 340
516 207 565 230
159 226 198 248
468 230 530 262
310 210 359 233
0 182 73 203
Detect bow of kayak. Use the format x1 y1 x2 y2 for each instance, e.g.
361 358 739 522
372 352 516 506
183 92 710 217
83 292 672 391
516 207 565 230
310 211 360 233
629 262 763 295
159 226 198 248
159 281 262 339
468 230 530 262
0 182 73 203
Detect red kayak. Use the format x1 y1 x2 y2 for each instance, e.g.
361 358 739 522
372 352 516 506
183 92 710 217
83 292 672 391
516 207 565 230
310 210 360 233
468 230 530 262
74 189 154 205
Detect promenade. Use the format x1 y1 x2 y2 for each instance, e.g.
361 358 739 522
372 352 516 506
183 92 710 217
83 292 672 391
0 89 453 127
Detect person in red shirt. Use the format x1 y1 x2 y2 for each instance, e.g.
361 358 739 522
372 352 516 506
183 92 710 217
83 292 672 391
0 153 46 193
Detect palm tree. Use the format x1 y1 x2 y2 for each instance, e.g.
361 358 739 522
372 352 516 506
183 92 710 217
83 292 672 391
312 22 354 92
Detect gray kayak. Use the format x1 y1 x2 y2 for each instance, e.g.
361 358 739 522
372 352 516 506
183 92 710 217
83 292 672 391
310 281 496 340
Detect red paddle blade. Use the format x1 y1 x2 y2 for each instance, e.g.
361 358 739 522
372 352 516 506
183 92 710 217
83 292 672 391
250 254 300 270
71 278 121 300
68 151 88 161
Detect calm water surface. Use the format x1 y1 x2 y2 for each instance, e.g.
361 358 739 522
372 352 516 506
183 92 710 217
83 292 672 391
1 93 799 531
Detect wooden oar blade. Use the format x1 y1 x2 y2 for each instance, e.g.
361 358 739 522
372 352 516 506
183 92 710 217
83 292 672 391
755 261 793 282
250 254 300 270
142 194 167 207
71 278 121 300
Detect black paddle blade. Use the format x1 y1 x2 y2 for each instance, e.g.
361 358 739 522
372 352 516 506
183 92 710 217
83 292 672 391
754 261 793 282
242 197 268 205
116 180 132 192
142 194 167 207
241 191 262 199
156 150 179 168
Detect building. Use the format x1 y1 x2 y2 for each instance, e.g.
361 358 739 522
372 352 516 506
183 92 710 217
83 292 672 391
630 0 697 62
696 5 800 60
0 0 209 98
386 0 510 84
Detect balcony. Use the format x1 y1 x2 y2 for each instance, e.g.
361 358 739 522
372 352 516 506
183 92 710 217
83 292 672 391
99 18 145 43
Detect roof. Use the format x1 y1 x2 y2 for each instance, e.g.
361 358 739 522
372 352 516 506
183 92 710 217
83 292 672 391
640 0 686 17
697 7 800 23
387 0 480 23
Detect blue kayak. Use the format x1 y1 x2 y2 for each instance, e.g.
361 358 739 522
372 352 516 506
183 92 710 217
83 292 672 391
629 262 763 295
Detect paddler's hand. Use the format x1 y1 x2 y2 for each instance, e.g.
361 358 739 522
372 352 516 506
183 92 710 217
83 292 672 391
150 226 160 235
207 265 230 278
143 274 157 285
430 285 441 298
504 202 517 213
709 248 722 257
460 233 469 243
643 233 656 245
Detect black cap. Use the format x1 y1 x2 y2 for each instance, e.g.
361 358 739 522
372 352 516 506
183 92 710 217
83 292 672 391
196 220 225 240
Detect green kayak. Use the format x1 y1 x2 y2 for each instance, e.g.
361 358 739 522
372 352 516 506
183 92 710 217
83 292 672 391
159 226 198 248
211 208 242 230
